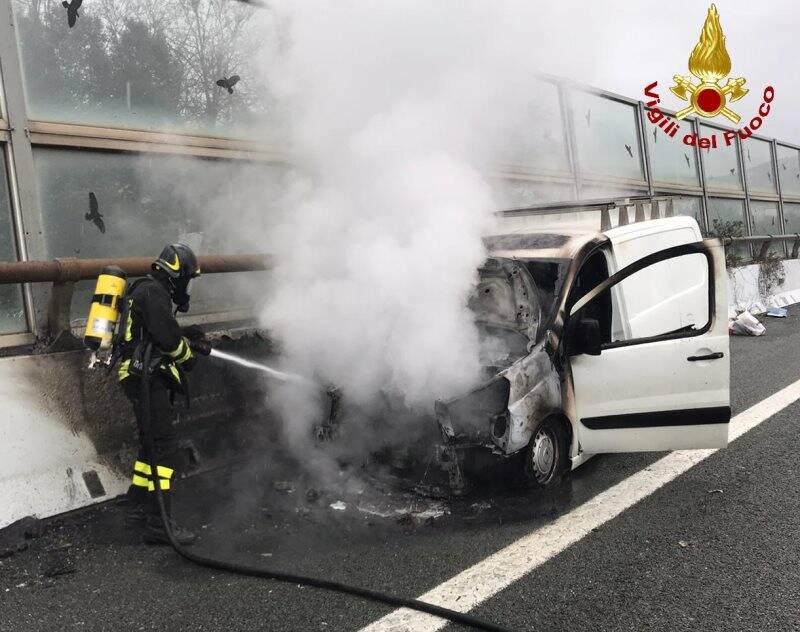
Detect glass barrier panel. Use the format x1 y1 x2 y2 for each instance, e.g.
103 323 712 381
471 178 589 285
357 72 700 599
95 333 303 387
571 91 645 182
494 80 570 173
776 144 800 197
492 178 575 209
0 148 26 334
32 147 286 323
743 139 776 195
706 196 749 262
646 113 700 187
749 200 784 256
783 202 800 236
700 124 742 192
12 0 279 140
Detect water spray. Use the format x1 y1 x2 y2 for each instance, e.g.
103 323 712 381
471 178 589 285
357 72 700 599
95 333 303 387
209 348 308 383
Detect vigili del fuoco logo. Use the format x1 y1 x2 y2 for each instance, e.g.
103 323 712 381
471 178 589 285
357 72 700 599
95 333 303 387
643 4 774 149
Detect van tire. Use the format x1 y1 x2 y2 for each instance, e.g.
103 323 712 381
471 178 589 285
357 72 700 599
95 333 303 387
523 417 568 488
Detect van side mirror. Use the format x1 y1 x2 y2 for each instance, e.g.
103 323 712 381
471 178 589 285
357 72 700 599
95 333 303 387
568 317 601 357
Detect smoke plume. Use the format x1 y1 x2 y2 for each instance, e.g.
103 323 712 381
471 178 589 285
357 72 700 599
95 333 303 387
255 1 551 448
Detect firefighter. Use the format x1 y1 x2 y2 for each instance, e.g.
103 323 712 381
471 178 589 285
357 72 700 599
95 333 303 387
118 243 211 545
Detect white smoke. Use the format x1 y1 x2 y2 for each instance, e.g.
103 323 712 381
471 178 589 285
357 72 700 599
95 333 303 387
255 1 559 441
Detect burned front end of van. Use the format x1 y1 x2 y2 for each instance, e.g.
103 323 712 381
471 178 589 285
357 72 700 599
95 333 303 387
434 242 568 494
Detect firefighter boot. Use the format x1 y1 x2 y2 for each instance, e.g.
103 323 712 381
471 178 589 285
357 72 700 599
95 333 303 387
143 515 197 546
124 485 148 527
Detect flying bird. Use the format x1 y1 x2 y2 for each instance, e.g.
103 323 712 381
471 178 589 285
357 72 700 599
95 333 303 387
684 153 691 167
767 172 772 182
216 75 240 95
624 144 633 158
85 192 105 234
62 0 82 28
783 163 787 170
729 168 735 175
585 109 591 127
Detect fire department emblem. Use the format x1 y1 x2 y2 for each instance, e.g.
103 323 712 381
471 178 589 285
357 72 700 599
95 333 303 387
670 4 748 123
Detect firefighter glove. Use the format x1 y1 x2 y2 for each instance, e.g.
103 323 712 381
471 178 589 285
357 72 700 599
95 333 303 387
189 338 212 356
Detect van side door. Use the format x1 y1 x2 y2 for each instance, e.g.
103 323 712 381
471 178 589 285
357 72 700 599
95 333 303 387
567 240 730 454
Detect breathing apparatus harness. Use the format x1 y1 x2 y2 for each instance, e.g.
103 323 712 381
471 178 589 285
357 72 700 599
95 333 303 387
85 263 516 632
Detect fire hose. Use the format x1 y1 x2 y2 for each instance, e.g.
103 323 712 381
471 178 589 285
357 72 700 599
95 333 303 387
137 341 518 632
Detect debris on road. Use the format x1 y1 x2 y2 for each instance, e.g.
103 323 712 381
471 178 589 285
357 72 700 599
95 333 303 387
766 306 788 318
329 501 347 511
707 488 724 494
410 507 448 524
729 311 766 336
357 503 395 519
273 481 295 494
305 489 320 503
41 545 76 578
678 540 689 548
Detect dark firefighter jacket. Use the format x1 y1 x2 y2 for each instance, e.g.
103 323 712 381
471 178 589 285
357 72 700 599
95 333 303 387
117 276 195 388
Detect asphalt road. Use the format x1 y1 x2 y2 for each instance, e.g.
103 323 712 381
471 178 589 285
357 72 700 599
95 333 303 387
2 310 800 632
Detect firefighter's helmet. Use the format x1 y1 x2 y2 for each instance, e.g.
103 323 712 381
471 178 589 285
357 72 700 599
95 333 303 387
152 243 201 280
152 243 201 312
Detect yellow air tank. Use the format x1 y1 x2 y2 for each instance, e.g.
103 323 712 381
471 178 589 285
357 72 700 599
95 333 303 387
84 265 127 351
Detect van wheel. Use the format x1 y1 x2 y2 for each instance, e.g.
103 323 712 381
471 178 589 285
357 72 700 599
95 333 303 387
523 417 567 487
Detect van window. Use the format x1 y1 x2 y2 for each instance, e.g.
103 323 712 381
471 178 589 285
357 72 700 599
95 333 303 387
570 251 612 343
609 252 710 342
524 259 569 323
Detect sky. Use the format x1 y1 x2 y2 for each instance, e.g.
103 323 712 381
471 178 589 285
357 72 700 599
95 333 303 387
512 0 797 143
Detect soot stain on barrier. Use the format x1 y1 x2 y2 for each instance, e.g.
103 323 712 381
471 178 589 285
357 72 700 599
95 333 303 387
20 331 278 478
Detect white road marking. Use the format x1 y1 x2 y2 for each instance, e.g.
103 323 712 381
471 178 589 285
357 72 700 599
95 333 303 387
359 379 800 632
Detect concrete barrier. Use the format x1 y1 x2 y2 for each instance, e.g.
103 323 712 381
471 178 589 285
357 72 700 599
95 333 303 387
0 332 273 529
727 258 800 317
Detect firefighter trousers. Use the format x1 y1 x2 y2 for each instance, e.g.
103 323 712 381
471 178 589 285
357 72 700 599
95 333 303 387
121 377 179 517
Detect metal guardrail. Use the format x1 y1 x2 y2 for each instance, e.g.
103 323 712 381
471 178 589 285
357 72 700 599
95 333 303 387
500 196 800 260
498 195 676 231
0 254 273 347
0 254 272 283
724 234 800 260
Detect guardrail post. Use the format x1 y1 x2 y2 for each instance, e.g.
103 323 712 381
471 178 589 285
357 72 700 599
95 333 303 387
651 199 661 220
600 208 612 231
665 198 675 217
634 202 646 223
46 280 78 348
45 258 83 350
618 205 629 226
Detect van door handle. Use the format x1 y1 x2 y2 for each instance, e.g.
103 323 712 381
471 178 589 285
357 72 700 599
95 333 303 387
687 352 724 361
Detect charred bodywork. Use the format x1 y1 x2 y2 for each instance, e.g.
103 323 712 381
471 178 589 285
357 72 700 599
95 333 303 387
434 230 604 493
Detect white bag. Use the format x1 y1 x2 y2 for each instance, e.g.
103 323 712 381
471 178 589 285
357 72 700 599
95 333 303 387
729 310 766 336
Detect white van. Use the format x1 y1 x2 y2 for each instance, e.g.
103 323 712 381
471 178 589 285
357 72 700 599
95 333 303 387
436 216 729 492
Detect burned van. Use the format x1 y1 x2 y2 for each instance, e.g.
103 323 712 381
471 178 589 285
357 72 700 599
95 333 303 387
436 216 731 493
